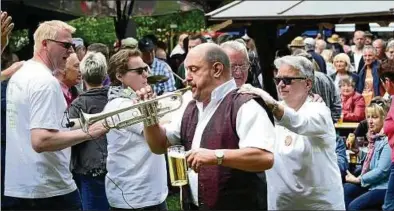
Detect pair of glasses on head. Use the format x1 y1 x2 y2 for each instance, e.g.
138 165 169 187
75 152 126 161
46 39 74 50
370 98 385 107
128 66 150 75
274 77 307 85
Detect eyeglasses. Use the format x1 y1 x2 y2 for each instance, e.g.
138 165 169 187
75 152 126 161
47 39 74 49
274 76 307 85
231 63 250 71
128 66 150 75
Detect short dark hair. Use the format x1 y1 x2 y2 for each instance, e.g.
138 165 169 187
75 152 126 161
87 43 110 61
379 60 394 81
108 49 142 86
189 33 207 44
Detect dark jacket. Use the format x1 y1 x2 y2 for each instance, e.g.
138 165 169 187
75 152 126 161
330 72 360 87
69 87 109 176
356 60 381 97
336 136 348 183
180 89 273 210
348 51 365 73
308 50 327 74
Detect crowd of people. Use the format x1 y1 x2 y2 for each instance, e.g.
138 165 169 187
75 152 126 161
1 10 394 211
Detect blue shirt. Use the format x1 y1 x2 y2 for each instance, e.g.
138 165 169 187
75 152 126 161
150 58 176 95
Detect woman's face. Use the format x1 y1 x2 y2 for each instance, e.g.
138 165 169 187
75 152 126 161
334 59 347 72
366 110 384 134
340 83 355 96
117 56 149 91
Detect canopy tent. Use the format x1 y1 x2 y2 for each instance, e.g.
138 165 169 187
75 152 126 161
206 0 394 23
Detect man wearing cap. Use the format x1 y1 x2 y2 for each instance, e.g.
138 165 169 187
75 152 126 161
72 38 86 61
138 37 176 95
364 31 373 46
304 37 327 74
121 37 138 49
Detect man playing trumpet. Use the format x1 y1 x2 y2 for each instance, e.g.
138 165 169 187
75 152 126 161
137 43 276 210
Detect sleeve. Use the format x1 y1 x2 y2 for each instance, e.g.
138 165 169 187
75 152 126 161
330 78 342 123
343 95 366 122
336 136 348 181
164 111 182 146
276 103 334 139
236 100 275 152
29 82 63 130
117 99 144 134
354 120 368 138
360 141 392 188
161 63 176 93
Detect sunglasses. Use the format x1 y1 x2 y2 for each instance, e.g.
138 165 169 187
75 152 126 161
128 66 150 75
47 39 74 49
370 99 385 107
274 77 307 85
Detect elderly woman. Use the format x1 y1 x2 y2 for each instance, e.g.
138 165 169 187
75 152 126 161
54 52 81 107
340 78 366 122
356 46 382 106
379 59 394 210
68 52 110 211
330 53 358 92
239 55 345 210
344 98 391 210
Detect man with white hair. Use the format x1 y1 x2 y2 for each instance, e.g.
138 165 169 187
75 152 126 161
315 39 327 55
239 55 345 210
373 39 387 62
220 41 251 87
304 37 327 74
5 20 108 210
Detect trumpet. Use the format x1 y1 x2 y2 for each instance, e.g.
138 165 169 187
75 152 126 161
78 86 192 132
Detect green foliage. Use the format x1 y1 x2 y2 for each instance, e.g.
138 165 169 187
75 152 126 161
66 10 205 47
9 29 29 52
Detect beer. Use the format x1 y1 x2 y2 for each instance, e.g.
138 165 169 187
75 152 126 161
168 146 188 186
349 154 358 164
338 113 344 124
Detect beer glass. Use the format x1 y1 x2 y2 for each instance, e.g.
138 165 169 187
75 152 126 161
167 145 188 186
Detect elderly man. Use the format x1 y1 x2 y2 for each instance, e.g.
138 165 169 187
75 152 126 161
138 43 275 210
68 52 110 211
349 30 366 73
220 41 250 87
4 20 108 210
315 39 327 55
305 37 327 74
54 52 81 107
373 39 387 62
239 55 345 210
138 37 176 95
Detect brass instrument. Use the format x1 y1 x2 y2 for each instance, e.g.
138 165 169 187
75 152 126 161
79 86 191 132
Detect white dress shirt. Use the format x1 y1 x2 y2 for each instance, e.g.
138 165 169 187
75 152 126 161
165 79 275 206
266 97 345 210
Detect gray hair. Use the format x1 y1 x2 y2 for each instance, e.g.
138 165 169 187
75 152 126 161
387 40 394 51
220 40 249 61
205 44 231 72
363 45 377 55
304 38 315 51
274 55 315 80
80 52 108 85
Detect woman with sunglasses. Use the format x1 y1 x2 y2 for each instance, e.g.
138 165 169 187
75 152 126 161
379 59 394 211
344 97 391 210
239 55 345 210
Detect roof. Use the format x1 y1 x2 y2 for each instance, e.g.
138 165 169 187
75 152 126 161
206 0 394 21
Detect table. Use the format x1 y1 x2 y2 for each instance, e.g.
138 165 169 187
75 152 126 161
335 122 359 136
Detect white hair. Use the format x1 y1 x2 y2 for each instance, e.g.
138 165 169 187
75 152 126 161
80 52 108 85
304 37 315 51
363 45 377 55
220 40 249 61
33 20 76 53
274 55 315 80
316 39 327 50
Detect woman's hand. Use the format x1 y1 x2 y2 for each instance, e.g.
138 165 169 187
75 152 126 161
346 170 361 184
238 84 276 106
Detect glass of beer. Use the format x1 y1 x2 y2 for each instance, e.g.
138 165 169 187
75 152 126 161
167 145 188 186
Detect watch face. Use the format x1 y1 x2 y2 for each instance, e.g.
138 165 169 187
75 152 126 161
216 150 224 158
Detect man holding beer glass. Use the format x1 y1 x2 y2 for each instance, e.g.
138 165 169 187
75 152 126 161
137 43 276 210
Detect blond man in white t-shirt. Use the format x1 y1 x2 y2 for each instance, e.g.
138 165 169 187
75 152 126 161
4 20 108 210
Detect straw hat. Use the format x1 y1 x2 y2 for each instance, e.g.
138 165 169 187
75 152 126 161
289 36 305 47
327 34 340 44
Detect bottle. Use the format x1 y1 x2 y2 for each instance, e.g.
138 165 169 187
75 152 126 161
347 133 357 164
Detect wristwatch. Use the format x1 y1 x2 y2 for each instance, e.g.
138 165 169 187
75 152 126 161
270 101 279 113
215 150 225 165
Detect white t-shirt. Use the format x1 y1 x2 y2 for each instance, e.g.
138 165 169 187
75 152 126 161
5 60 76 198
266 98 345 210
104 97 168 209
165 79 275 206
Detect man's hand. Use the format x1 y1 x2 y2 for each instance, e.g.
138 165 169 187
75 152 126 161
1 11 14 53
238 84 276 106
86 120 109 139
311 93 324 103
186 148 217 173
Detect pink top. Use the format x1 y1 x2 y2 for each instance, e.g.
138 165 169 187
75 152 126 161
384 98 394 162
59 81 74 108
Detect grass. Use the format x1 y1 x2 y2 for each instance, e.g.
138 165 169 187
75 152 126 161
166 193 181 210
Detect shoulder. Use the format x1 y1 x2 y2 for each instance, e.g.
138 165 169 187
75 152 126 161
303 100 331 115
353 92 364 100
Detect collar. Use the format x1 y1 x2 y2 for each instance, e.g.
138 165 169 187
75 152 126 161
196 79 237 107
59 81 71 97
